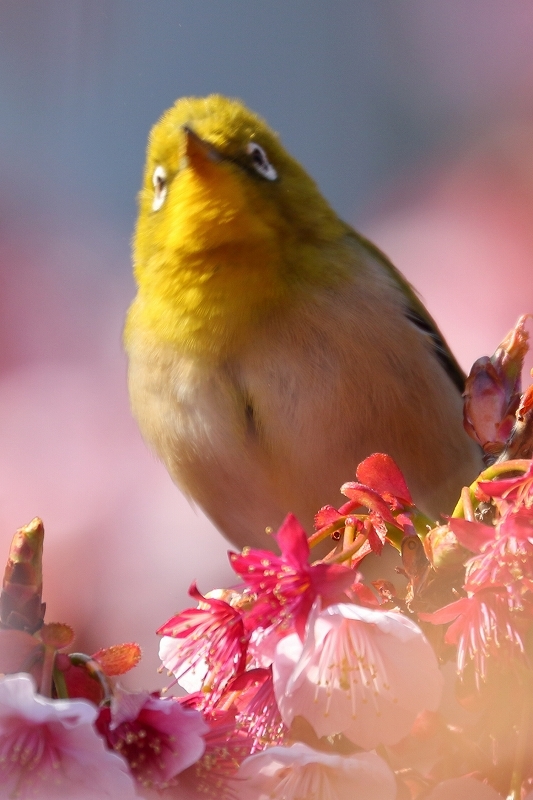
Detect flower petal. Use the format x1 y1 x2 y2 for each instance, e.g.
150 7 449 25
356 453 413 506
275 514 310 568
339 483 396 524
273 603 443 749
0 673 137 799
235 743 396 800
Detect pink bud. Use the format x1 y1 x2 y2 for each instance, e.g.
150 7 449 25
463 315 529 455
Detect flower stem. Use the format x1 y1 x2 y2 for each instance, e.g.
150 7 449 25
327 533 367 564
410 510 438 537
452 459 531 518
307 519 346 549
53 665 69 699
460 486 475 521
343 521 355 553
40 645 55 697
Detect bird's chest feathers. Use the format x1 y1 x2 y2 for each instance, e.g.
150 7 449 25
127 328 333 476
129 278 375 461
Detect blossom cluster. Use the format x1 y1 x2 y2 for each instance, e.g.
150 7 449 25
1 317 533 800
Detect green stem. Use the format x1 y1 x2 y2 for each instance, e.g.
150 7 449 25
52 665 69 699
410 509 438 538
452 459 531 518
342 521 355 553
39 645 55 697
307 519 346 549
327 533 368 564
384 523 403 550
461 486 475 521
309 508 435 557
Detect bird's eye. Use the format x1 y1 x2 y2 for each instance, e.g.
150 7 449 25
246 142 277 181
152 165 167 211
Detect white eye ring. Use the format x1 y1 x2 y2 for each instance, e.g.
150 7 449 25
152 165 167 211
246 142 277 181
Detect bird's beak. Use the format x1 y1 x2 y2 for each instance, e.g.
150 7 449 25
181 125 222 170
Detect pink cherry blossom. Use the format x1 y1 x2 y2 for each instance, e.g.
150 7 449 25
464 508 533 600
235 742 396 800
95 688 207 791
229 667 286 752
173 705 253 800
246 623 287 669
313 508 386 565
273 602 443 749
157 583 248 707
355 453 414 510
0 672 137 799
448 518 495 554
230 514 353 639
312 456 417 563
420 589 530 684
339 483 397 525
477 460 533 509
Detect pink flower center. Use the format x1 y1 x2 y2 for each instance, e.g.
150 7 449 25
317 620 393 718
0 717 62 793
109 717 170 788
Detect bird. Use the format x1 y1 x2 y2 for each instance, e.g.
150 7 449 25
124 94 482 552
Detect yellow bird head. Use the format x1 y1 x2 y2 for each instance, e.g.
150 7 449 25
130 95 349 356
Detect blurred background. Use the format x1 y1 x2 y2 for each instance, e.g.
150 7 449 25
1 0 533 688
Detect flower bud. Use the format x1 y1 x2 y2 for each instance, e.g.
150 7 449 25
424 524 469 572
0 518 45 633
463 315 529 455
